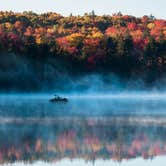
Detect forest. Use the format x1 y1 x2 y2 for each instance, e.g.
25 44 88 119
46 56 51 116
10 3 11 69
0 11 166 91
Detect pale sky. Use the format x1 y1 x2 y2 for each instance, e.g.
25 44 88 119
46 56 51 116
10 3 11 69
0 0 165 18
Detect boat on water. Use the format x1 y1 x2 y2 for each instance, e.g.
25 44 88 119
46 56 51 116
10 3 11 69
49 95 68 103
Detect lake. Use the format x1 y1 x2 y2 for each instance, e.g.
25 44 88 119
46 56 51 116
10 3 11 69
0 94 166 166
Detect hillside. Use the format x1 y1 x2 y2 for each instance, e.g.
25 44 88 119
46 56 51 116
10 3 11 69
0 11 166 91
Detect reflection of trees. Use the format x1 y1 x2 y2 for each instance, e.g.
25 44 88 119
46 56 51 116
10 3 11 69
0 120 166 163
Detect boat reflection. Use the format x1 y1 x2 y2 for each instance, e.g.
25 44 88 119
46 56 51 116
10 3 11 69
0 117 166 164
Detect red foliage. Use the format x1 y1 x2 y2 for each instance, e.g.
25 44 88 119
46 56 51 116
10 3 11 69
56 37 78 54
150 28 162 41
105 27 118 36
127 22 137 31
105 27 128 37
154 20 166 28
133 37 149 50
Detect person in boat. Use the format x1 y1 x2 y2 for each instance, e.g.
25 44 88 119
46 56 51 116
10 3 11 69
49 95 68 102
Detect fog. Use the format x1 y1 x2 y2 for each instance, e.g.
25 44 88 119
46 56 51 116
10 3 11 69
1 92 166 118
1 53 166 93
1 54 166 164
1 92 166 164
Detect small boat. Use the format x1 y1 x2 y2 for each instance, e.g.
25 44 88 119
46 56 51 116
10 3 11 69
49 95 68 103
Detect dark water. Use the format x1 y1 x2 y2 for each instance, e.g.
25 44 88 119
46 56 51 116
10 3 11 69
0 94 166 165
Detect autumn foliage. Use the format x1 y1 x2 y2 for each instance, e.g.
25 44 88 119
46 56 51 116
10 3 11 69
0 11 166 76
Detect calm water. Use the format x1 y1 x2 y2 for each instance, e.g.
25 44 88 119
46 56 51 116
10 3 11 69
0 94 166 165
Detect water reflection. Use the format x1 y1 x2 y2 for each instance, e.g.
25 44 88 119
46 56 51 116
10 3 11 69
1 94 166 164
0 117 166 164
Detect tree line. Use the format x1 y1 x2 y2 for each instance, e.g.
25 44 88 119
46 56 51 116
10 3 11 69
0 11 166 78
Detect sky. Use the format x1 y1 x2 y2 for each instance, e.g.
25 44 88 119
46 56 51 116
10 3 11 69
0 0 165 18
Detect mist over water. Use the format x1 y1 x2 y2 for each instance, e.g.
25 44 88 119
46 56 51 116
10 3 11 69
1 53 166 93
2 55 166 165
1 92 166 164
1 92 166 118
0 53 166 109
